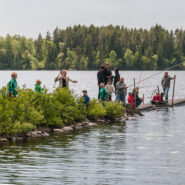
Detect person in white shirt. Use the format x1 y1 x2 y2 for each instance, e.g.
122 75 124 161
105 79 115 101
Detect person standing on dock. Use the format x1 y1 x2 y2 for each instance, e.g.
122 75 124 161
8 72 18 97
113 68 120 89
104 62 112 84
105 79 115 101
161 72 176 101
97 64 105 98
99 83 109 102
116 77 128 107
54 70 77 90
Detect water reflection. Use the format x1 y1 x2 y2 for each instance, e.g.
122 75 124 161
0 107 185 184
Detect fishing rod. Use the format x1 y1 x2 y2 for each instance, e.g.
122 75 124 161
53 70 61 88
128 61 185 88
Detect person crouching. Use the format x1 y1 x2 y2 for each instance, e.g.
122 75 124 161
128 92 135 109
35 80 45 93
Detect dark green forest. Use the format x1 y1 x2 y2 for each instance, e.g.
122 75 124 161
0 24 185 70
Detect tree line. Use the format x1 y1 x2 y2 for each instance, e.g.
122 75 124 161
0 24 185 70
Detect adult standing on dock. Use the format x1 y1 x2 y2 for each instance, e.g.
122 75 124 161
54 70 77 90
113 68 120 89
161 72 176 101
116 77 128 107
104 62 112 84
97 64 105 98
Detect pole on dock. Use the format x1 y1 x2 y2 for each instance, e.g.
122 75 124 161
134 78 136 109
143 94 144 104
171 75 176 107
157 86 159 93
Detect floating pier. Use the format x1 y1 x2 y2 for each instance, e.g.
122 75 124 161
139 98 185 111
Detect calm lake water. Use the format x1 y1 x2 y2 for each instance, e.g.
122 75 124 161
0 71 185 185
0 70 185 102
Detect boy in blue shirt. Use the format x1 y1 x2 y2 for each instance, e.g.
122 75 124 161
82 90 90 105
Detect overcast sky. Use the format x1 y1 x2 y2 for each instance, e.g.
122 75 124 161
0 0 184 38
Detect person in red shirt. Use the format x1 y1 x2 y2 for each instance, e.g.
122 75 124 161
128 93 135 108
151 92 166 105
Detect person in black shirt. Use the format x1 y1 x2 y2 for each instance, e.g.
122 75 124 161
104 62 112 84
114 68 120 89
133 87 143 107
97 64 105 98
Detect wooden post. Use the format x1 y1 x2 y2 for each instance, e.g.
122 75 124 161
171 75 176 107
143 94 144 104
134 78 136 110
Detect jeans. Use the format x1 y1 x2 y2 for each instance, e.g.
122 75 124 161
163 87 170 101
116 94 126 107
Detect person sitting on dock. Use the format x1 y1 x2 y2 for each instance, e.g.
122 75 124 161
128 92 135 109
99 83 109 102
8 72 18 97
35 80 45 93
151 92 166 105
105 79 115 101
161 72 176 101
82 90 90 106
160 92 165 102
133 87 143 107
54 70 77 90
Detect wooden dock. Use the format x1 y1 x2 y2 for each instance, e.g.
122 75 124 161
139 98 185 111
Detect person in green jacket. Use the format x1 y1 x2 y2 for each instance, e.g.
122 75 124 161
99 83 108 101
35 80 45 93
8 72 18 97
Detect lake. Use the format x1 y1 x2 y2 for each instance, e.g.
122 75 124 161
0 71 185 185
0 70 184 102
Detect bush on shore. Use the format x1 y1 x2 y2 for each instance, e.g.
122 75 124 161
0 87 124 136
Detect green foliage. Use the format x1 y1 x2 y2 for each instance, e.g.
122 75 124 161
104 102 124 121
53 88 87 124
87 99 106 120
0 87 127 136
0 25 185 70
12 122 36 134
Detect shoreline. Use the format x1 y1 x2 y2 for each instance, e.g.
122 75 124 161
0 118 124 146
1 98 185 146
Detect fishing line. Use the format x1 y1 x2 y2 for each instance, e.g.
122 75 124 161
128 61 185 88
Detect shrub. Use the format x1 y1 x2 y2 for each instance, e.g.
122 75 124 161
0 86 126 136
87 99 106 121
12 122 36 134
104 102 124 121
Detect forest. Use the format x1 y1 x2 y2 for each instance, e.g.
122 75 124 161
0 24 185 70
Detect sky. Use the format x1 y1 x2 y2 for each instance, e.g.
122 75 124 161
0 0 184 38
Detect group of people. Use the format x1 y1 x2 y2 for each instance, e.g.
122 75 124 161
96 63 176 109
97 62 144 109
8 66 176 114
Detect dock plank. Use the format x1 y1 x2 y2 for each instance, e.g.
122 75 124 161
138 98 185 111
